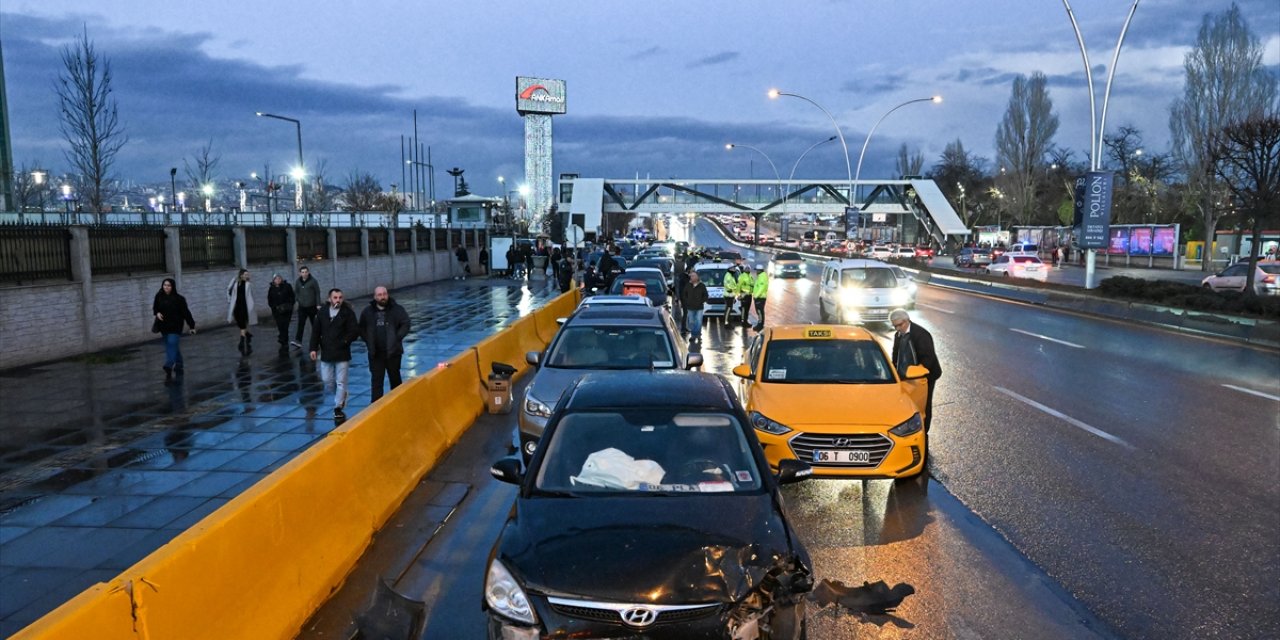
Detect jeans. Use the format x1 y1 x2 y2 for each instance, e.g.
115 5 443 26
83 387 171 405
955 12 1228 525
162 333 183 369
296 306 318 343
274 311 291 345
318 360 350 408
369 352 403 402
686 309 705 339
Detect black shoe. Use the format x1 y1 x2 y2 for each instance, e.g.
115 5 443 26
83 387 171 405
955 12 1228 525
238 336 246 353
163 366 173 378
334 406 346 419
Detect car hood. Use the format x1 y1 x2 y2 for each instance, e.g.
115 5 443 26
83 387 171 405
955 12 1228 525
499 494 805 604
751 381 918 428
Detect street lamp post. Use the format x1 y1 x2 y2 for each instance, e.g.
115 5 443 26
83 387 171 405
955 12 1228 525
768 89 853 208
853 96 943 239
726 143 781 246
30 170 48 220
61 184 73 222
256 112 306 217
784 136 839 241
169 168 178 220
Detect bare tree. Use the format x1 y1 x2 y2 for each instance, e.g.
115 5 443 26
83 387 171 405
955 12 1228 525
309 158 338 213
342 171 381 211
183 139 220 215
13 162 53 213
56 28 127 217
928 138 988 226
1213 115 1280 293
994 72 1059 227
894 144 924 178
1170 3 1278 270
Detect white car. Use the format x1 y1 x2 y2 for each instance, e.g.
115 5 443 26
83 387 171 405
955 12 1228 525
892 246 915 260
867 245 893 260
818 258 913 324
985 255 1049 281
578 294 653 308
1201 262 1280 295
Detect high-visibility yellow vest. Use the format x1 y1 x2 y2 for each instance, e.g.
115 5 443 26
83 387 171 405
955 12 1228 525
752 272 769 298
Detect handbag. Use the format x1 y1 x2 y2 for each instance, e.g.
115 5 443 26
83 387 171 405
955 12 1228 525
151 318 162 334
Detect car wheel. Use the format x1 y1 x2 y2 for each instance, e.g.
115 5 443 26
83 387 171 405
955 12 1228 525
1202 283 1213 290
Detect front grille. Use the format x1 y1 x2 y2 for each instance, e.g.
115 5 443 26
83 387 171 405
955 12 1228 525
548 601 720 626
789 432 893 467
550 602 621 622
854 308 893 321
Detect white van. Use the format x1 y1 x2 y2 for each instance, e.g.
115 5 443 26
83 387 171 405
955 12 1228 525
818 259 913 324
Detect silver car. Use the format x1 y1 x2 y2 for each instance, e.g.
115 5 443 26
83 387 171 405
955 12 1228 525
518 306 702 457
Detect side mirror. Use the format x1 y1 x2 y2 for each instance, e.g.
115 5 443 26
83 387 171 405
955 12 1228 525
525 351 542 366
731 364 753 379
490 456 524 485
776 459 813 485
904 364 929 380
685 353 704 369
555 317 567 326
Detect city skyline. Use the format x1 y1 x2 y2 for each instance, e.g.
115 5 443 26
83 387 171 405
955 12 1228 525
2 0 1278 197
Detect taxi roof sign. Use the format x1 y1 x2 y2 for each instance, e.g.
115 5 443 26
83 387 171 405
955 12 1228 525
805 328 833 338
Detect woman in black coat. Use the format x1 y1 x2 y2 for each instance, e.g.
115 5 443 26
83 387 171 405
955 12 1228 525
152 278 196 377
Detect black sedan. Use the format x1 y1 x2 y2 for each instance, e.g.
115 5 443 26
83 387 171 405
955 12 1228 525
485 371 814 639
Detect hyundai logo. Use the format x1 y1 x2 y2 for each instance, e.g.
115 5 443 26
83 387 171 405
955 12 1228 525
620 606 658 627
832 437 859 447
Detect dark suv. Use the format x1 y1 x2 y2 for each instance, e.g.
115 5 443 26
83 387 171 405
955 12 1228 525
519 306 701 457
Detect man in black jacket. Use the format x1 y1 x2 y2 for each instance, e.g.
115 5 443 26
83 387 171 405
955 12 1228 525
310 288 360 419
267 274 296 351
359 286 412 402
680 270 709 345
293 265 322 349
889 309 942 432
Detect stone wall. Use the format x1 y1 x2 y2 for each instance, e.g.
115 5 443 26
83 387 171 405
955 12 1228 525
0 226 484 370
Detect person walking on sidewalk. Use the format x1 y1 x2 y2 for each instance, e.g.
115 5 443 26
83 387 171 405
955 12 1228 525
153 277 196 378
293 265 322 348
680 270 709 345
890 309 942 433
359 285 412 402
479 247 490 276
750 263 770 331
227 269 256 354
455 244 470 280
267 274 296 351
310 288 360 419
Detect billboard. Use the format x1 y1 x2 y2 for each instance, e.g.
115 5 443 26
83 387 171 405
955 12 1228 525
516 77 567 115
1130 227 1152 255
1079 171 1114 249
1153 227 1176 255
1108 228 1129 255
844 206 861 239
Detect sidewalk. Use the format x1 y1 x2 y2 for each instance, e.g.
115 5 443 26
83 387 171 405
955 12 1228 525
0 275 561 635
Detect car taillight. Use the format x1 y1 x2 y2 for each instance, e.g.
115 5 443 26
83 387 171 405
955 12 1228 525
1264 274 1277 284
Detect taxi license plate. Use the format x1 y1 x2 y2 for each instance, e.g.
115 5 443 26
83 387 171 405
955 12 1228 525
813 450 870 464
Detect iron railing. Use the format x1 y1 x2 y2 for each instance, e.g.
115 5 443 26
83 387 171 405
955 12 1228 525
394 229 411 254
368 230 389 256
89 227 167 276
336 229 362 258
433 229 447 251
246 228 289 265
0 226 73 284
180 228 235 269
297 228 329 260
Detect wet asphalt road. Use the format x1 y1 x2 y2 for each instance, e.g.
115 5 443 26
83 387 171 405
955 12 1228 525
302 219 1279 639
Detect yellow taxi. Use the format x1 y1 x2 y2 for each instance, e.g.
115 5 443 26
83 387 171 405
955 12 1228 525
731 324 930 480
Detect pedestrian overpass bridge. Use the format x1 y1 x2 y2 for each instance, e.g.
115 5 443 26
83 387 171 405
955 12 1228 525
559 177 968 244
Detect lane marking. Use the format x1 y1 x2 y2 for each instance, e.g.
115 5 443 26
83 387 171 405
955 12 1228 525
1221 384 1280 402
994 386 1134 449
915 302 955 314
1010 328 1085 349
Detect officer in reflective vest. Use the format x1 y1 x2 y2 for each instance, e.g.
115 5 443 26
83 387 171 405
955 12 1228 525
735 265 756 327
751 264 769 330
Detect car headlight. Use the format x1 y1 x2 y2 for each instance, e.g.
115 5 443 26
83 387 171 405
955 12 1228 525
485 559 537 624
750 411 792 435
889 413 923 437
840 288 864 306
890 289 910 305
523 393 552 418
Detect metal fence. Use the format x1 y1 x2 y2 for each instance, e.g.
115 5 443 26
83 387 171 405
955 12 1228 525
336 229 362 258
246 228 289 265
180 228 235 269
0 226 73 284
297 228 329 260
89 227 167 276
433 229 448 250
368 230 389 256
394 229 411 254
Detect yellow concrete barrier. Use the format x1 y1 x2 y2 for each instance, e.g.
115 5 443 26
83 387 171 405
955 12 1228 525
13 296 536 640
473 315 538 382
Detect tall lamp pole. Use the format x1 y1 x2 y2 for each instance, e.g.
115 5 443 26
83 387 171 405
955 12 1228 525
768 90 852 208
784 135 838 242
169 167 178 220
256 112 306 216
853 95 942 238
726 143 781 246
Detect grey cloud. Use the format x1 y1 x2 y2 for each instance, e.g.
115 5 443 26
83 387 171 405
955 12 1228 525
686 51 739 69
840 77 903 95
629 45 664 60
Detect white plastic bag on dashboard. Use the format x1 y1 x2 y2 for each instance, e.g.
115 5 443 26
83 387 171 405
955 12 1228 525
571 448 665 490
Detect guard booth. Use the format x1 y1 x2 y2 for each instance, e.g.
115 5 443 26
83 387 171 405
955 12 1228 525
447 194 501 228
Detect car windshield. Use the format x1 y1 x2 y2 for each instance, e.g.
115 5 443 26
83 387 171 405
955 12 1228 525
546 326 675 369
841 268 898 289
697 269 729 287
761 339 895 384
534 411 762 494
776 252 801 261
610 273 665 293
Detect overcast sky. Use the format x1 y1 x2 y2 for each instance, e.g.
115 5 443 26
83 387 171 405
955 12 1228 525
3 0 1278 195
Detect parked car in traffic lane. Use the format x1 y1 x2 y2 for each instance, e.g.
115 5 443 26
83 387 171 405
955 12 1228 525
486 371 813 639
985 255 1049 281
955 248 992 268
1201 261 1280 295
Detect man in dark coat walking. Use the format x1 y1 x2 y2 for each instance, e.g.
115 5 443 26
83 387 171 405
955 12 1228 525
310 288 360 419
267 274 296 350
359 286 412 402
889 309 942 432
293 265 322 348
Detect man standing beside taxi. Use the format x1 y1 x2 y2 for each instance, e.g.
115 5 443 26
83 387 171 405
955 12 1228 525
889 309 941 432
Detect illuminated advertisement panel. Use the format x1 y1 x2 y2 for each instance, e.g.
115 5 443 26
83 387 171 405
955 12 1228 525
1108 228 1129 254
1153 227 1176 255
1130 227 1152 255
516 77 567 115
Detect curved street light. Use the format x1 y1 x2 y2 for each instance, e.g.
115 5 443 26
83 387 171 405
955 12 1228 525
853 96 943 186
768 90 852 205
727 143 781 246
782 135 838 241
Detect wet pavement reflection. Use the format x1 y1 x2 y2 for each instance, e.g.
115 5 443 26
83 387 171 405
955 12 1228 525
0 276 561 634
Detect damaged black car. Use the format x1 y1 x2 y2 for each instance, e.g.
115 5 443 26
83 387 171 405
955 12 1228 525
484 370 814 639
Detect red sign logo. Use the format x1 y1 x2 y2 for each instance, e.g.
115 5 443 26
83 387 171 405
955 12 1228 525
519 84 550 99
